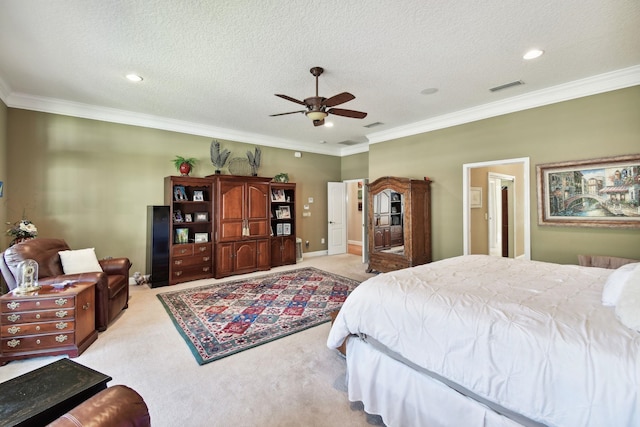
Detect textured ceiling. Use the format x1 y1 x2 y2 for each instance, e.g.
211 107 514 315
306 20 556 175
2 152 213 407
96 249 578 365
0 0 639 156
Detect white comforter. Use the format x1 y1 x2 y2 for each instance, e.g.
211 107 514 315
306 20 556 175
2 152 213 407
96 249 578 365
327 255 640 427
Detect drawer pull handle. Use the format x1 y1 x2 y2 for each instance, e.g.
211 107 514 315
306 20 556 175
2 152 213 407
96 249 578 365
203 267 210 272
56 322 68 330
36 339 41 345
55 298 68 306
36 301 40 306
203 257 210 261
56 310 68 318
7 314 20 323
199 247 207 252
180 249 188 254
7 326 20 335
36 326 40 331
175 271 182 276
36 314 41 319
7 301 19 310
82 303 90 310
175 260 183 265
8 339 20 348
55 335 68 343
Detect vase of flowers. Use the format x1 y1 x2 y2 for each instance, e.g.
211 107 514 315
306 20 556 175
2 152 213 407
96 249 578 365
6 219 38 246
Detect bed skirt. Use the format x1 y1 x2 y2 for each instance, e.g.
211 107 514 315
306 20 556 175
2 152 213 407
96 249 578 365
345 337 533 427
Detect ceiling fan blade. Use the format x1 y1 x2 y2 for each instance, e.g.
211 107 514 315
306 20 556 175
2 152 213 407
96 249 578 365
324 92 355 107
327 108 368 119
313 119 325 127
270 110 306 117
275 94 306 105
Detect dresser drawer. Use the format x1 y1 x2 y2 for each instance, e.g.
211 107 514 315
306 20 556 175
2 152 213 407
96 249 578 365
171 264 213 281
2 320 75 336
2 332 75 353
172 253 213 268
194 242 212 256
2 308 75 324
1 295 75 313
172 244 194 257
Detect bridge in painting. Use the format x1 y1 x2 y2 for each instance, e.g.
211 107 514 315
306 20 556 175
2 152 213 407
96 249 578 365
563 194 608 208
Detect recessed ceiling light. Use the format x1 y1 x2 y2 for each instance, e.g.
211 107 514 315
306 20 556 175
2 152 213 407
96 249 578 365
324 121 334 127
420 88 439 95
523 49 544 60
126 73 143 82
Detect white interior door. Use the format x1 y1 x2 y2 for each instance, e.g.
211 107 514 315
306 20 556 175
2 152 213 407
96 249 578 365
327 182 347 255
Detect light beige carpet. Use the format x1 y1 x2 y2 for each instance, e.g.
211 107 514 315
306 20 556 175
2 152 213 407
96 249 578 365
0 254 384 427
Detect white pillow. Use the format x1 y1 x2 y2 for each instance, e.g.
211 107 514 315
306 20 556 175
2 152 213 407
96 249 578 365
602 263 640 306
615 265 640 331
58 248 103 274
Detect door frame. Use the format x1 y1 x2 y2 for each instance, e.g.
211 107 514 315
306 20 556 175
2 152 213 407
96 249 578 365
463 157 530 260
488 172 515 257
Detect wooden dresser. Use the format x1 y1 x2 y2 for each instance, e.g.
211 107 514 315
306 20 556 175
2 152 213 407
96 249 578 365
0 282 98 365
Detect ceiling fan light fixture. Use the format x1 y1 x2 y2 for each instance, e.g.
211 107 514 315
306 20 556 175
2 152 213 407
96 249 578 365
306 111 328 121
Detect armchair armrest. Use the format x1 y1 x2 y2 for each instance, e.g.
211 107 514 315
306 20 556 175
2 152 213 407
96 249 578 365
99 257 132 277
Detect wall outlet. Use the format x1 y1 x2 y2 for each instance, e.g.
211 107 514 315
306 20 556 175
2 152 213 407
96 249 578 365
305 240 309 247
321 238 325 244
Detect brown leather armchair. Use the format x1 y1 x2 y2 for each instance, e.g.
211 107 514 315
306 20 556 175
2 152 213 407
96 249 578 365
0 238 131 331
48 385 151 427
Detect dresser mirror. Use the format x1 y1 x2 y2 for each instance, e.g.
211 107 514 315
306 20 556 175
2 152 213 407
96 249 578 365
371 189 405 256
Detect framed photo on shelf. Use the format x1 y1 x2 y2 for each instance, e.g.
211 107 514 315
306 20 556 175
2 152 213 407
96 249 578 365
276 223 283 236
283 223 291 235
184 213 193 222
173 210 184 223
194 233 208 243
193 190 204 201
175 228 189 244
174 185 188 201
279 206 291 219
194 212 208 222
275 209 283 219
271 189 286 202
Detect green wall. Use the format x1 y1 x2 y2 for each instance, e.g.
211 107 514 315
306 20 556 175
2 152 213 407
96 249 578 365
341 152 368 181
4 110 341 273
369 86 640 264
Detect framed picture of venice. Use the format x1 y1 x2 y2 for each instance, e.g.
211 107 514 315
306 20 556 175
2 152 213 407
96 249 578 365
537 154 640 228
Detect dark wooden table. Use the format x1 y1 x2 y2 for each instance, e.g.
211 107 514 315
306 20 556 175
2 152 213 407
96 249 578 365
0 358 112 427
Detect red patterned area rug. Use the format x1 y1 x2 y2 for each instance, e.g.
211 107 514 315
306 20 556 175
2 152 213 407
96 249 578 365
157 267 360 365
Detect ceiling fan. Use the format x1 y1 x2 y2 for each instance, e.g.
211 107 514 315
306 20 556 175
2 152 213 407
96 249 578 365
270 67 367 127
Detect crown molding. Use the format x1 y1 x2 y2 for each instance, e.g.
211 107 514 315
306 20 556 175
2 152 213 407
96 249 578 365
3 91 343 156
366 65 640 145
3 66 638 156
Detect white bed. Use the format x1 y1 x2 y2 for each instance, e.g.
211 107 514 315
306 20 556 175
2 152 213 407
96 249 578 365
327 255 640 427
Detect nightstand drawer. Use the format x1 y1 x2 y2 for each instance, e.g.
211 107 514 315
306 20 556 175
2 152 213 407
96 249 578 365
2 320 75 336
1 296 75 313
2 332 75 353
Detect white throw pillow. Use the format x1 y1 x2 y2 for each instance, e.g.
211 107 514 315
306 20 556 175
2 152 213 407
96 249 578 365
615 265 640 332
602 263 640 306
58 248 103 274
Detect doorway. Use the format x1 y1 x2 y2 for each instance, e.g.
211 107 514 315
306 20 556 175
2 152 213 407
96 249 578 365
463 157 530 260
327 179 368 262
488 173 515 257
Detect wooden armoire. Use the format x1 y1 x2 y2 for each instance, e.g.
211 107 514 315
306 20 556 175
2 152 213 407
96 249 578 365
367 176 432 273
207 175 272 278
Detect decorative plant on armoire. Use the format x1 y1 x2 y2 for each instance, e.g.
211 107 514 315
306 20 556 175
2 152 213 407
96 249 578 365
246 147 262 176
210 140 231 174
172 156 197 176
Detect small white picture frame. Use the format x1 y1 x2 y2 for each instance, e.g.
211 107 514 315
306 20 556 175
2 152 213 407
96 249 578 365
470 187 482 209
194 232 208 243
193 190 204 202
